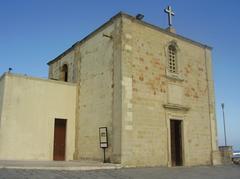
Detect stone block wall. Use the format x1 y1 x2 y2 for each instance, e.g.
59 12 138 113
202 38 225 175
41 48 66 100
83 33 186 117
0 74 6 122
48 16 123 163
76 21 116 162
120 15 217 166
48 50 77 83
219 146 233 164
47 13 218 167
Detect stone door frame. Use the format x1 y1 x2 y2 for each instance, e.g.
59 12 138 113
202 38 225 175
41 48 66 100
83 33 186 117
166 112 187 167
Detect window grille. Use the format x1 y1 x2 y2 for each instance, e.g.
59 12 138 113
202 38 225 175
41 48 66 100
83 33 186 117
168 45 177 73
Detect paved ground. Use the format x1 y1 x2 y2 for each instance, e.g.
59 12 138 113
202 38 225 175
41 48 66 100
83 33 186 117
0 165 239 179
0 160 120 170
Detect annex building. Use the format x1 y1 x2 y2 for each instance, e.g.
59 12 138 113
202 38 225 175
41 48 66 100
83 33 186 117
0 12 221 167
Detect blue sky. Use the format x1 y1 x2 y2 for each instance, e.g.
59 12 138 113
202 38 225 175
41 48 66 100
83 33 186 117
0 0 239 150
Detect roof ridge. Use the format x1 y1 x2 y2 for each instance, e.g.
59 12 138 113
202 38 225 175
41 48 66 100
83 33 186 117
47 11 212 65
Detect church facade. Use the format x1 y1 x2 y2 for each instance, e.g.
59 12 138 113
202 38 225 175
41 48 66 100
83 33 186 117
0 12 221 166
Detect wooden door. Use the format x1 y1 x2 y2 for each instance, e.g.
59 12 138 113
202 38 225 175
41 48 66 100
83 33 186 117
53 119 66 161
170 120 183 166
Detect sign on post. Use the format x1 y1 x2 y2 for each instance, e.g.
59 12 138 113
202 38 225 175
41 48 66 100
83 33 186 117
99 127 108 148
99 127 108 163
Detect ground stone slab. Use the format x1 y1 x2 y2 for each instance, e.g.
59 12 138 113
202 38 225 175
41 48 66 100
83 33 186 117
0 165 240 179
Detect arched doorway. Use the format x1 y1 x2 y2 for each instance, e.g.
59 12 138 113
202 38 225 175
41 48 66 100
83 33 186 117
61 64 68 82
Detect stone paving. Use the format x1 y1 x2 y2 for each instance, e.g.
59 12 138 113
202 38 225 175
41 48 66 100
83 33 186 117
0 165 239 179
0 160 120 171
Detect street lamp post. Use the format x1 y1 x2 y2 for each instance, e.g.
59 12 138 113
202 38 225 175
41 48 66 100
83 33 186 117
221 103 227 146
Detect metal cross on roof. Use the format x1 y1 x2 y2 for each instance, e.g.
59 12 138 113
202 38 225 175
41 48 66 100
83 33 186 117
164 6 175 27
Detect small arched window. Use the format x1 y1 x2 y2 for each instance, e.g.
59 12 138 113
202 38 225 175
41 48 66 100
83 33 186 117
168 45 177 73
61 64 68 82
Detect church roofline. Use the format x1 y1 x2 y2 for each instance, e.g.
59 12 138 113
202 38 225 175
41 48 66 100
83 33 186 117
121 12 213 50
47 11 212 65
47 12 123 65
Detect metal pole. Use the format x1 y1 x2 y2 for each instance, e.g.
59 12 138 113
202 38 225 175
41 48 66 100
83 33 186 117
103 148 106 163
221 103 227 146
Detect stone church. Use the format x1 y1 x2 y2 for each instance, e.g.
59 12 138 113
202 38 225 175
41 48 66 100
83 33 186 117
0 12 221 167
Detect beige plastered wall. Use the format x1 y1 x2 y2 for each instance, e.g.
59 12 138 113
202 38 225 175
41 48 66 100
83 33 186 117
0 74 77 161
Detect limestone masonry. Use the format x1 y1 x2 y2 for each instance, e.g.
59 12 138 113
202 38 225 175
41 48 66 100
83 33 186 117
0 12 222 167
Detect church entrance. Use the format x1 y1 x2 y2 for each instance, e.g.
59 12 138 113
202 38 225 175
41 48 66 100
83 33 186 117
170 119 183 166
53 119 67 161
